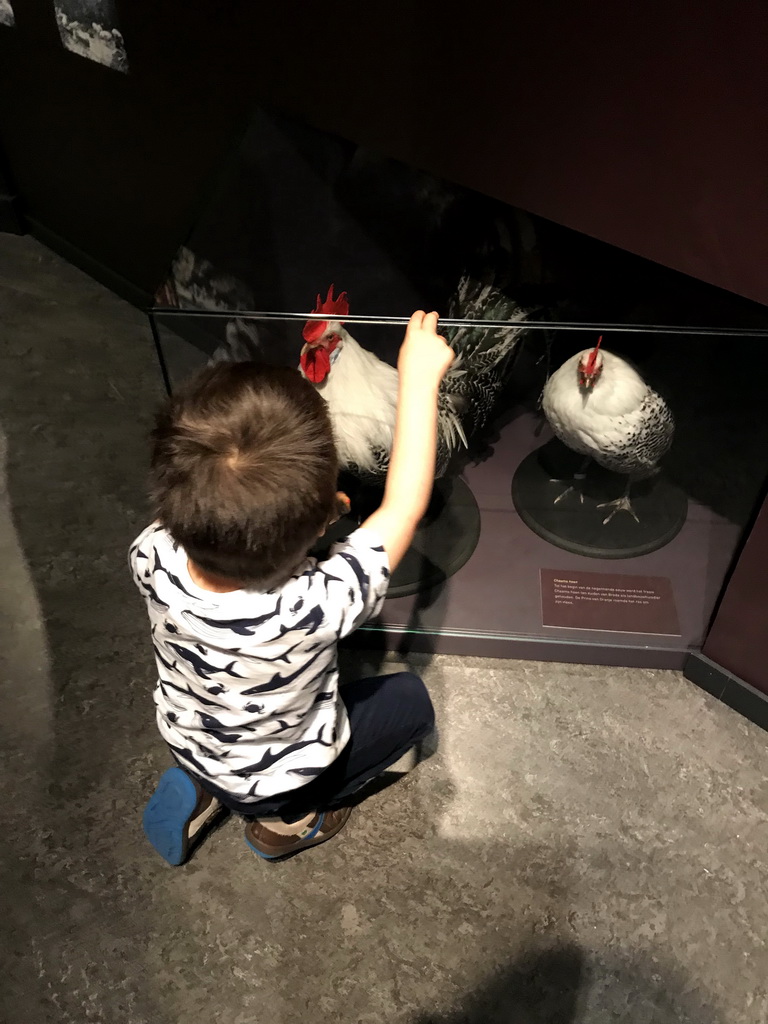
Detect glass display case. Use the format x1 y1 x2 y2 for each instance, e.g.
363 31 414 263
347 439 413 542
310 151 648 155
149 307 768 667
147 103 768 669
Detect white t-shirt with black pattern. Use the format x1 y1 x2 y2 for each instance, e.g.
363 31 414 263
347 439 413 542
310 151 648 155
130 523 389 803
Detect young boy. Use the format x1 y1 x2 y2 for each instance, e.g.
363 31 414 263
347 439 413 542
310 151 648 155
131 311 454 864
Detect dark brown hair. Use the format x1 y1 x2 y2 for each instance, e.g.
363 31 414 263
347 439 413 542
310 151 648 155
149 361 338 587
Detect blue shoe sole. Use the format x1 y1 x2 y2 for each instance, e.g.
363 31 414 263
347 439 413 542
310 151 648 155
142 767 198 866
244 835 284 861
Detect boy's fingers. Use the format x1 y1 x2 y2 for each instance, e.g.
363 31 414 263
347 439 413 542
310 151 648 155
423 311 439 331
409 310 426 329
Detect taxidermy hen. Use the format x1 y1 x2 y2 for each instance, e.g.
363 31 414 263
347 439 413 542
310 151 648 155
541 337 674 523
299 283 527 479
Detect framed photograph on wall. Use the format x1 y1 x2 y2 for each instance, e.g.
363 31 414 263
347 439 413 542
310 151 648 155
54 0 128 72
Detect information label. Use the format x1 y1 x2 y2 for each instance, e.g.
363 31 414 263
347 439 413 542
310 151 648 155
540 569 681 635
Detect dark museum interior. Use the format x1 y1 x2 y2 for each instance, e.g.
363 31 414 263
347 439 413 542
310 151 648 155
1 3 767 1023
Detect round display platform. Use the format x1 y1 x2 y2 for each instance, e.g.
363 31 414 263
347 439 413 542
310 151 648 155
311 475 481 598
511 439 688 559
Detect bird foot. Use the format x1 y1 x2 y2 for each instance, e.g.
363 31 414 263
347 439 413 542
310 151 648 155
597 495 639 525
550 475 586 505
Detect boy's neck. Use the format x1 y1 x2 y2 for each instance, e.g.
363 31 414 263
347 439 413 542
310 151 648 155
187 559 243 593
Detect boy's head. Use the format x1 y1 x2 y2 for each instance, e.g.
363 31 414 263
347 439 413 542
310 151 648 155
150 361 338 588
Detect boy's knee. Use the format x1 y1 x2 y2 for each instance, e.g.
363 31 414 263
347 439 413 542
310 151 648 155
386 671 435 730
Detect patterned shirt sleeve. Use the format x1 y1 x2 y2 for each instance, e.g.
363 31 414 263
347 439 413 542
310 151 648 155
128 523 154 587
316 527 390 639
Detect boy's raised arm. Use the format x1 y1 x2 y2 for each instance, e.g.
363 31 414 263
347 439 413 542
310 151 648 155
362 311 454 571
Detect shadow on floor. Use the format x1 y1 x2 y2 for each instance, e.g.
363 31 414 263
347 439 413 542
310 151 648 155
414 942 723 1024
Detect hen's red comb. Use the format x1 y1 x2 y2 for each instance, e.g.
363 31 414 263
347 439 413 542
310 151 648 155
312 284 349 317
585 335 603 373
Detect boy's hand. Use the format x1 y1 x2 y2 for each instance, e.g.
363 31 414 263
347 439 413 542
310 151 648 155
397 311 454 389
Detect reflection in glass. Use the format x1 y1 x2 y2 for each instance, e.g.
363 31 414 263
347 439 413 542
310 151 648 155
150 308 768 658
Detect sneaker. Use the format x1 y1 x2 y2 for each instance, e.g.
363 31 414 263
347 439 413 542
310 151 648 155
142 766 227 865
244 807 352 861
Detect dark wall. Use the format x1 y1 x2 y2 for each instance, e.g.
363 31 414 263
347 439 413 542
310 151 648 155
1 1 766 305
702 495 768 697
0 141 23 233
0 1 255 300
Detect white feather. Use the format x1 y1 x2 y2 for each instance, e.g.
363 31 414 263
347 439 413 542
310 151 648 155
301 306 523 474
300 323 400 473
544 350 647 442
543 349 660 461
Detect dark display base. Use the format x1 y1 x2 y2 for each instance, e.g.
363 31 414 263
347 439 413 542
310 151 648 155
511 439 689 559
311 475 481 598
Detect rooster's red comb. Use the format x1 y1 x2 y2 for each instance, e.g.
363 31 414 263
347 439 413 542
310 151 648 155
312 285 349 318
303 285 349 344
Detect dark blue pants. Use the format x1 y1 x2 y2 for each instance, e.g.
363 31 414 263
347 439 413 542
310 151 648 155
184 672 435 823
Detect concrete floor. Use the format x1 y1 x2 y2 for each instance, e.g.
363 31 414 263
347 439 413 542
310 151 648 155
1 233 767 1024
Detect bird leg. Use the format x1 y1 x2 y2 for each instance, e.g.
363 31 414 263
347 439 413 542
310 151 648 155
551 458 590 505
597 479 639 525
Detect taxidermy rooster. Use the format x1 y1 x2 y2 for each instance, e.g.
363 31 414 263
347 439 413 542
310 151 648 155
299 283 527 479
542 336 674 523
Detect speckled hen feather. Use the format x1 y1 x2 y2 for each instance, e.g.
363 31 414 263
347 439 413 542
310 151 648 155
542 348 674 477
435 275 528 473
